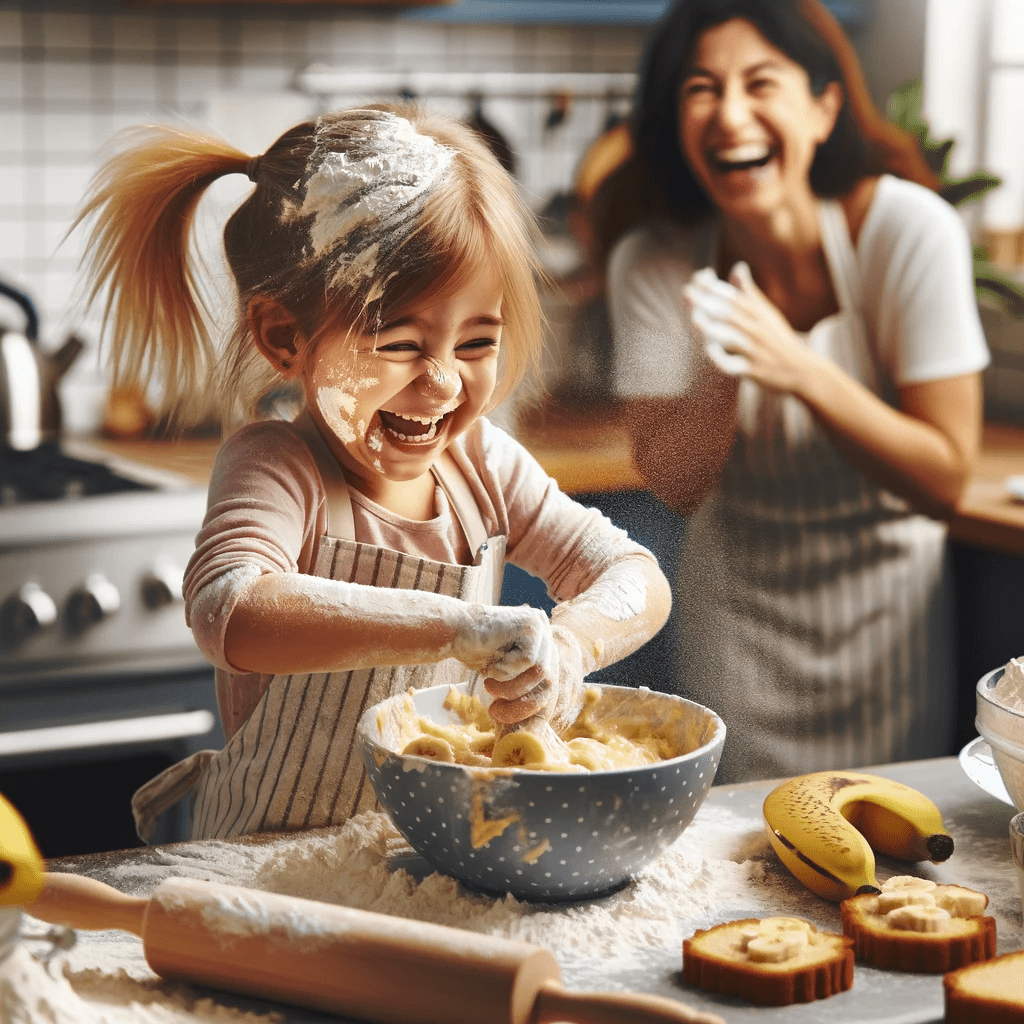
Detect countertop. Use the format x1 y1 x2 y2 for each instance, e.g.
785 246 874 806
84 405 1024 557
15 756 1024 1024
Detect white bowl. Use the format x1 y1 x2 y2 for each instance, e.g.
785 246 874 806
976 665 1024 812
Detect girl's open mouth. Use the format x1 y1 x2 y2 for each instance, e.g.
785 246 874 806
377 408 454 442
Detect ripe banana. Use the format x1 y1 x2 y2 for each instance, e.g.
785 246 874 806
762 771 954 903
0 792 45 906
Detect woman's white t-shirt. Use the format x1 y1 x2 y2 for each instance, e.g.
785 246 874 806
609 175 989 400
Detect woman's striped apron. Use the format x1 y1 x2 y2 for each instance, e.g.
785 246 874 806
133 414 505 841
677 200 955 784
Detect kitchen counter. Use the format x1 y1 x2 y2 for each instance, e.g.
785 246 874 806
79 405 1024 556
16 757 1023 1024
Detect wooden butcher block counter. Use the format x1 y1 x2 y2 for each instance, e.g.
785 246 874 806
17 758 1023 1023
84 404 1024 556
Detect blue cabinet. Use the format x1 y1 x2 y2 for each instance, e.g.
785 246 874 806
402 1 875 26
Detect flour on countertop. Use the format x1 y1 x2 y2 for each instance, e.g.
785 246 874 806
0 944 282 1024
8 802 843 1021
250 805 828 975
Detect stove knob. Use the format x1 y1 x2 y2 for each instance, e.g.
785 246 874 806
65 573 120 631
0 583 58 645
141 560 185 610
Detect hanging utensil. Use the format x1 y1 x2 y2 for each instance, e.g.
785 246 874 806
466 93 516 177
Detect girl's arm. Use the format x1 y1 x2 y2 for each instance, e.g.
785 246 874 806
186 422 558 693
222 571 557 683
484 423 672 726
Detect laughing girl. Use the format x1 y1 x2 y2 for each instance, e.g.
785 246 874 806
74 105 671 840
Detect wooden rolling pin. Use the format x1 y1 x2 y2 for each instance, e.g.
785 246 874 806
26 873 725 1024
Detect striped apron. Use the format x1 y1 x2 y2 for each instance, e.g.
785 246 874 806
677 200 955 784
133 413 506 841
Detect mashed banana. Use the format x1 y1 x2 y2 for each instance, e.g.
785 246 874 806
392 685 685 772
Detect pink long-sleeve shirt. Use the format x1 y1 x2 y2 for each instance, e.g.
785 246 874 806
183 415 659 737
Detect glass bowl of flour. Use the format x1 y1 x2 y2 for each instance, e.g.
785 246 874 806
357 681 725 902
976 659 1024 812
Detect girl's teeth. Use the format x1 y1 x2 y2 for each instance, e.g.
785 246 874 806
384 419 440 442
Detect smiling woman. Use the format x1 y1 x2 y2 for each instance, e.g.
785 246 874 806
601 0 991 783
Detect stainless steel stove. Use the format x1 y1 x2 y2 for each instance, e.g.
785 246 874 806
0 440 221 857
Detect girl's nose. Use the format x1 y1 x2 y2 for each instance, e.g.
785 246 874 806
414 356 463 401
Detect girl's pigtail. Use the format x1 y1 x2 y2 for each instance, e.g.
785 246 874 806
71 125 250 413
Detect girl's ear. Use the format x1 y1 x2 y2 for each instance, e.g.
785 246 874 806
248 295 307 376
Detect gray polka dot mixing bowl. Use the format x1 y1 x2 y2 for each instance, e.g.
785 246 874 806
356 681 726 902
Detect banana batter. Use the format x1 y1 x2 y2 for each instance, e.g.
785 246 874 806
391 685 687 772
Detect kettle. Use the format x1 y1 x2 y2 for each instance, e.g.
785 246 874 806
0 280 83 451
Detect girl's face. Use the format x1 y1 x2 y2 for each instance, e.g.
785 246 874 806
304 262 503 492
677 17 840 223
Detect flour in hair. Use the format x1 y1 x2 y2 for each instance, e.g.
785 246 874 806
289 112 453 288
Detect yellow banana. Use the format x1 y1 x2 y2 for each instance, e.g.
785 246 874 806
762 771 954 903
0 792 45 906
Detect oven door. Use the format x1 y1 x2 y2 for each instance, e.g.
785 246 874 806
0 664 223 857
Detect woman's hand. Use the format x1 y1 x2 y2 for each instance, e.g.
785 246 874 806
683 262 826 397
682 262 982 517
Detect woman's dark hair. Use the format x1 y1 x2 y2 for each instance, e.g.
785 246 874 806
594 0 935 248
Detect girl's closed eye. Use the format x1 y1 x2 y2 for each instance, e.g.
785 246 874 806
457 336 500 358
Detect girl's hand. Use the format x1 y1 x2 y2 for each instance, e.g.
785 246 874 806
454 607 583 728
454 605 558 721
683 262 825 397
484 622 586 729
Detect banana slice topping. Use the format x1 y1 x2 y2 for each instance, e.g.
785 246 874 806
877 889 939 913
886 904 952 933
881 875 937 893
934 886 989 917
737 918 820 963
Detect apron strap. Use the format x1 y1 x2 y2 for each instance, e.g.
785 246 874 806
432 451 489 558
293 408 356 540
292 409 489 556
818 199 860 316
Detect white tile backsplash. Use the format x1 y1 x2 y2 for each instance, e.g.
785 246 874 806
37 11 88 49
0 165 27 207
0 220 27 263
0 112 26 154
0 58 23 101
0 2 645 430
39 111 95 155
39 59 93 101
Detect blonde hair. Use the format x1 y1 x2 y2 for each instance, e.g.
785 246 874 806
73 104 545 426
